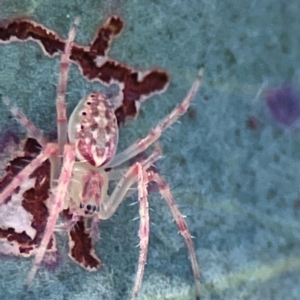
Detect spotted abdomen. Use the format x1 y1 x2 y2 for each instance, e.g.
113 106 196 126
68 92 119 167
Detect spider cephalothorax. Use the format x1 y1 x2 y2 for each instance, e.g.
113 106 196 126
0 17 203 300
67 161 108 217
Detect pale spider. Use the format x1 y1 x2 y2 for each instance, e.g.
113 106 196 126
0 17 203 299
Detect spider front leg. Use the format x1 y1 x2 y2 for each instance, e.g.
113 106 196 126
51 16 80 186
56 16 80 155
132 163 150 300
25 16 80 285
104 68 204 169
26 144 75 286
100 161 152 300
99 148 200 299
148 171 201 300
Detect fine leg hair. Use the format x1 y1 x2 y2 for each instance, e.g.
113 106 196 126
104 68 204 169
26 144 75 286
148 171 201 300
131 163 150 300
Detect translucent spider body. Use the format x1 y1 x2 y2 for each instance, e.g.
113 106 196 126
67 92 116 218
0 17 204 300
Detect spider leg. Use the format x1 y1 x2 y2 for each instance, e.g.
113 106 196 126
103 68 204 169
147 171 201 300
105 143 162 183
2 96 47 147
26 144 75 286
89 214 100 242
51 16 80 186
0 143 59 206
106 168 126 181
99 143 162 219
55 213 80 232
56 16 80 155
131 163 149 300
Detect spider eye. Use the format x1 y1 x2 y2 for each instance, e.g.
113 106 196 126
87 204 91 210
79 202 84 209
87 102 91 105
82 112 87 116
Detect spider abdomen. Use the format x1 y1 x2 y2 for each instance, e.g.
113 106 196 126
68 92 119 167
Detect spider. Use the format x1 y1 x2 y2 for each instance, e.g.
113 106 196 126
0 17 203 300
